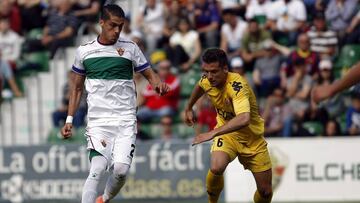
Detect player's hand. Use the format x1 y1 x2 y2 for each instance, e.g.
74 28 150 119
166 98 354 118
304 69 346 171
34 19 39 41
311 85 333 104
154 82 170 96
184 109 195 127
192 131 215 146
61 123 73 139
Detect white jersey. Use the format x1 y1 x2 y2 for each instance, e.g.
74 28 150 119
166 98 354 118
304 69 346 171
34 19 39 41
72 37 150 120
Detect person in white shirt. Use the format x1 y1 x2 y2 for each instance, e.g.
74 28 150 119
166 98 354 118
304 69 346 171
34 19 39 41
0 17 23 64
220 8 247 58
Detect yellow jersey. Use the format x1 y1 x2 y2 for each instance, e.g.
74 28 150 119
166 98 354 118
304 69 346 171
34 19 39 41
198 72 264 143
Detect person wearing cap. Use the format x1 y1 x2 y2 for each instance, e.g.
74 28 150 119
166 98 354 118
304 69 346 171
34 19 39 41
252 40 282 97
313 59 345 118
307 12 338 58
230 56 244 75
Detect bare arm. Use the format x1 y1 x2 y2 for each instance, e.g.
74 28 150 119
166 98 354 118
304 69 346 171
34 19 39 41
141 68 169 95
61 72 85 138
192 112 250 145
184 84 205 126
211 112 250 137
312 62 360 103
67 72 86 117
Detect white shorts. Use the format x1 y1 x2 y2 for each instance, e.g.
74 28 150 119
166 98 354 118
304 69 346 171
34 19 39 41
85 118 137 167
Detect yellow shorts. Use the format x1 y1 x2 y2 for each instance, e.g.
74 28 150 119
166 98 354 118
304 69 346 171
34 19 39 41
211 135 272 173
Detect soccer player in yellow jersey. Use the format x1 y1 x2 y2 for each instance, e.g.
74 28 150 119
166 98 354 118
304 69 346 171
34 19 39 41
184 48 273 203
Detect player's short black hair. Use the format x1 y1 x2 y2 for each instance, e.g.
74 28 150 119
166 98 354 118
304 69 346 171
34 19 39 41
202 48 228 68
101 4 125 20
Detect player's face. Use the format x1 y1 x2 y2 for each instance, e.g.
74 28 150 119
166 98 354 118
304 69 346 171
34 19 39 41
100 14 124 44
202 62 228 88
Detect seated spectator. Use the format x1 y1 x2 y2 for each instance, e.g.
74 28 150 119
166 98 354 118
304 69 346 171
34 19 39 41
220 8 247 58
195 96 217 135
137 60 180 122
281 33 320 88
324 119 342 136
241 18 271 70
73 0 102 35
345 10 360 44
193 0 220 48
0 51 22 98
325 0 357 44
160 0 188 47
0 17 23 67
263 88 287 137
346 91 360 135
0 0 21 34
230 57 245 75
17 0 46 33
52 71 87 128
253 41 282 97
266 0 307 46
245 0 271 25
159 116 176 141
307 12 338 58
315 60 345 118
136 0 165 54
120 16 143 42
23 0 78 59
168 17 202 72
136 122 152 141
283 58 313 137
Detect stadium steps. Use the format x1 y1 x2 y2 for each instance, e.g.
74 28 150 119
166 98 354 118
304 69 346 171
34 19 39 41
0 101 14 146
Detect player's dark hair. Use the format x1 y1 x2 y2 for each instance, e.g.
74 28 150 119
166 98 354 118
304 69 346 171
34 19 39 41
101 4 125 20
202 48 228 68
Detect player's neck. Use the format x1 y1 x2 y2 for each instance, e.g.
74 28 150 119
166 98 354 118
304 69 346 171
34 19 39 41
97 35 116 46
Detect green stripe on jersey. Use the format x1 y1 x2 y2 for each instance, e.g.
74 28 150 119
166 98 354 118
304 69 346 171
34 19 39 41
83 57 133 79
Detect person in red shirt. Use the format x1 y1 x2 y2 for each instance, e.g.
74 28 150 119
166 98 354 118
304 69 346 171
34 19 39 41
137 59 180 122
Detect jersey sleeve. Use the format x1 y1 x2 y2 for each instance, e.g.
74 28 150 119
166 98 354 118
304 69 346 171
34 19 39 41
232 81 250 115
72 48 86 75
133 43 150 72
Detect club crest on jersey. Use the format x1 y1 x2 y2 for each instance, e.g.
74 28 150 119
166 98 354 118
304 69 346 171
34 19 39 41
117 48 125 56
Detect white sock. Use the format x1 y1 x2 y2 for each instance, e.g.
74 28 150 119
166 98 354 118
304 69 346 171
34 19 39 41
102 162 130 202
81 156 107 203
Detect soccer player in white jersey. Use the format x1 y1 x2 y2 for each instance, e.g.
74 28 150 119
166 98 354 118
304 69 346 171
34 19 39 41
61 4 170 203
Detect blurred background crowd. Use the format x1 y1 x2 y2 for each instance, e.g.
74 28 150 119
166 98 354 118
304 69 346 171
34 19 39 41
0 0 359 144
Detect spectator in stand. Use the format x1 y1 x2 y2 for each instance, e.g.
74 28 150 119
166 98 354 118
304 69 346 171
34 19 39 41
192 0 220 48
266 0 307 46
253 40 282 98
0 17 23 68
137 59 180 122
325 0 357 44
314 60 345 118
160 0 188 48
245 0 271 25
22 0 79 59
230 56 245 75
159 116 176 141
136 0 165 54
283 58 313 137
307 12 338 58
345 10 360 44
263 88 287 137
52 71 87 128
0 51 22 98
17 0 46 33
168 17 202 72
324 119 342 136
119 16 143 42
346 91 360 135
195 96 217 135
241 18 271 70
73 0 102 35
281 33 320 88
220 8 247 59
0 0 21 34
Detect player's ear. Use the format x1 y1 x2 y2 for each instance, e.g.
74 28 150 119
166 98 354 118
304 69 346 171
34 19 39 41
99 19 105 27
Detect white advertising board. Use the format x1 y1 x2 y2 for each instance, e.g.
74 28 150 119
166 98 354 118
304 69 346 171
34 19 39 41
225 137 360 202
